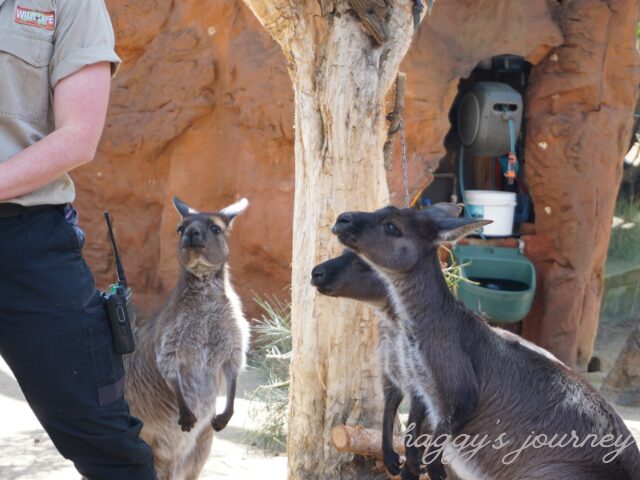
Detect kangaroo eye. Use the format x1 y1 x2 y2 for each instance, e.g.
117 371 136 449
384 223 401 236
210 225 222 234
177 226 185 234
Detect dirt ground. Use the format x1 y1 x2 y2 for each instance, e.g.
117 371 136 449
0 366 286 479
0 319 638 479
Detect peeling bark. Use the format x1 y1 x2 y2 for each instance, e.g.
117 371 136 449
348 0 390 44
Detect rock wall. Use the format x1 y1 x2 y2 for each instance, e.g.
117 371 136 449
74 0 638 366
75 0 294 318
522 0 640 368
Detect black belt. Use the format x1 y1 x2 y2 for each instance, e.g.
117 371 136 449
0 203 59 218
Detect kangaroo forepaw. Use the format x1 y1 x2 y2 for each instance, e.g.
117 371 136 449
400 467 420 480
426 459 447 480
178 409 197 432
212 412 232 432
404 446 422 476
382 450 401 476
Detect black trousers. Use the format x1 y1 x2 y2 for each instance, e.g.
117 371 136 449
0 206 157 479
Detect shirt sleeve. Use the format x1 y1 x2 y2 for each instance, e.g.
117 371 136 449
49 0 122 90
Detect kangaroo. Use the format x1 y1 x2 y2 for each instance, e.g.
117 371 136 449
332 204 640 480
311 249 426 479
124 197 249 480
311 248 559 479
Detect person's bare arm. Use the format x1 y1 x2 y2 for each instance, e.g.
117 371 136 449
0 62 111 201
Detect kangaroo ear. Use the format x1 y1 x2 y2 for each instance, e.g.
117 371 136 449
173 197 199 218
219 197 249 226
435 217 492 242
430 202 463 218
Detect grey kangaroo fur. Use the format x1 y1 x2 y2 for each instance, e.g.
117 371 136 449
124 197 249 480
332 204 640 480
311 245 557 479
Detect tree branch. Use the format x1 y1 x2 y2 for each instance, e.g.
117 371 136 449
239 0 299 48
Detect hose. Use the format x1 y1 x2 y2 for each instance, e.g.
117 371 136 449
459 144 468 218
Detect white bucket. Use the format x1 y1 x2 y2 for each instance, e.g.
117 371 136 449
465 190 517 237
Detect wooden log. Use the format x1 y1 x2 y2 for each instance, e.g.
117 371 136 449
332 425 434 479
331 425 406 458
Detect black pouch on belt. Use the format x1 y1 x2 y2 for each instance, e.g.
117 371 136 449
102 285 136 354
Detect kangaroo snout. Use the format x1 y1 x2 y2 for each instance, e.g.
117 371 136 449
183 225 205 248
332 212 353 234
310 265 326 286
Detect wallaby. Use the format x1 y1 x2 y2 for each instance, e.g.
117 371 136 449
311 248 559 479
332 204 640 480
124 197 249 480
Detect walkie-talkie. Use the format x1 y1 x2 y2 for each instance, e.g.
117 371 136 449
102 211 136 354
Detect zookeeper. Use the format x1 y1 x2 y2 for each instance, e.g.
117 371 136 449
0 1 157 478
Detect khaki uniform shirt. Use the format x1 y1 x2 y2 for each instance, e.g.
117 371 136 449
0 0 120 206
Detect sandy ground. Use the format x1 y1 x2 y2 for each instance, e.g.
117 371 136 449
0 318 638 479
0 365 286 479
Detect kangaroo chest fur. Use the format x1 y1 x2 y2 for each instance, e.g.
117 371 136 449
156 279 240 405
379 277 444 431
377 305 430 406
162 282 233 353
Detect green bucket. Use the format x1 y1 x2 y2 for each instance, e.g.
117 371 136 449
453 245 536 323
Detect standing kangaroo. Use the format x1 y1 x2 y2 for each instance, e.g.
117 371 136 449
311 247 557 479
124 197 249 480
332 204 640 480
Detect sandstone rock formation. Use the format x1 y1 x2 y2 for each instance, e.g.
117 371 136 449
74 0 639 367
75 0 294 317
522 0 640 368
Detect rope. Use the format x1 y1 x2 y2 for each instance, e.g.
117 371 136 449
459 145 468 217
504 106 517 185
508 117 516 154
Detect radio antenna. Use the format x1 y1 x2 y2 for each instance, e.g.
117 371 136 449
104 211 128 289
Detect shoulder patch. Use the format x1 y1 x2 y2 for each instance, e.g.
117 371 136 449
15 6 55 31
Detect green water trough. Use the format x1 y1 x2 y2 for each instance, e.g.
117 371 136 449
453 245 536 324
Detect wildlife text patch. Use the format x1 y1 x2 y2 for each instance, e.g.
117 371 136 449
15 6 55 31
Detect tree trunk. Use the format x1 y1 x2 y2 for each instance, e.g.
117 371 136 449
239 0 421 477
